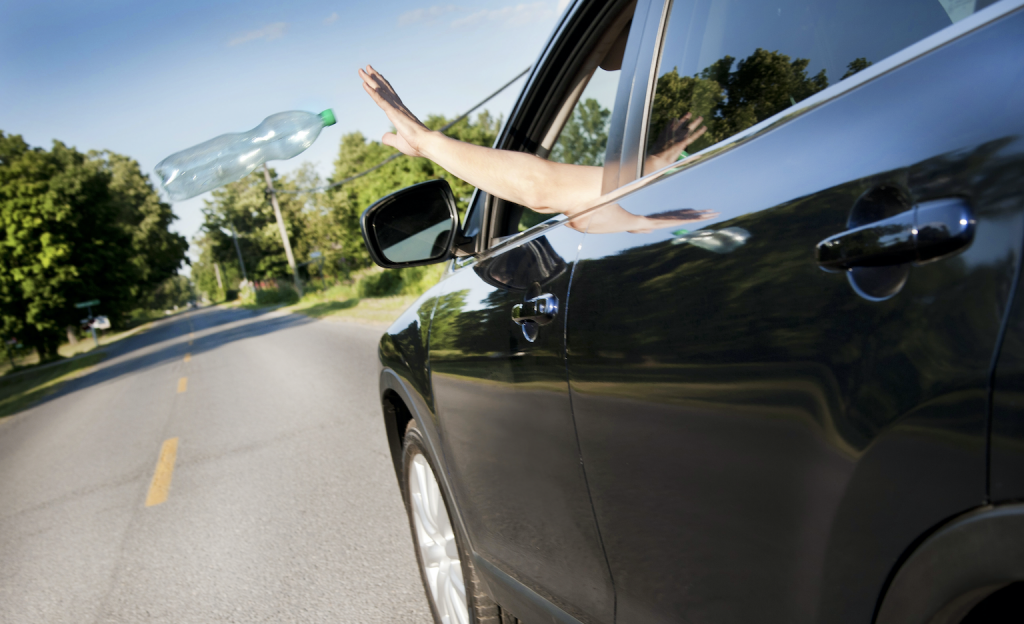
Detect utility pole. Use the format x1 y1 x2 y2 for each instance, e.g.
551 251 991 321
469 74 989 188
228 225 248 283
213 262 224 291
263 164 302 296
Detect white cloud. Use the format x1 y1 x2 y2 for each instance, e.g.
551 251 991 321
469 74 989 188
324 12 339 24
450 2 555 29
227 22 288 47
398 5 459 26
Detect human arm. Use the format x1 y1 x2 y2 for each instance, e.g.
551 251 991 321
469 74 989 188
359 65 602 215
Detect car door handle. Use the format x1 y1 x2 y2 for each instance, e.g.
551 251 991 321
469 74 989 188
816 198 975 270
512 294 559 326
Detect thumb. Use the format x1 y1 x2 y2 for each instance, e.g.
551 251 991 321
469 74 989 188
381 132 399 148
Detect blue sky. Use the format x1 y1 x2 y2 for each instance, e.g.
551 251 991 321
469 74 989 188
0 0 570 262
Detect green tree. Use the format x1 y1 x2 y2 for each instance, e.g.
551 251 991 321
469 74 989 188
92 151 189 299
146 275 194 310
197 166 306 283
0 132 187 357
0 134 125 356
551 98 611 166
191 231 241 302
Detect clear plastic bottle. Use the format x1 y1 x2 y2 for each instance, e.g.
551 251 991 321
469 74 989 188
156 109 336 201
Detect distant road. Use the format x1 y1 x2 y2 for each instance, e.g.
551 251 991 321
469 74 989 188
0 306 431 623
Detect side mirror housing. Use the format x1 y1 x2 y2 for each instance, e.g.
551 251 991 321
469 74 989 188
360 179 460 268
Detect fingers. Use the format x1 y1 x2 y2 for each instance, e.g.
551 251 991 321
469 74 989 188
360 65 417 117
367 65 395 90
364 65 398 96
360 66 395 101
362 81 386 108
358 67 380 91
681 125 708 149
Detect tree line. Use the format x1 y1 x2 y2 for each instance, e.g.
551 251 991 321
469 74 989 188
0 132 189 359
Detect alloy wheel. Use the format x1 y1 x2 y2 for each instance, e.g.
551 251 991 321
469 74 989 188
409 452 469 624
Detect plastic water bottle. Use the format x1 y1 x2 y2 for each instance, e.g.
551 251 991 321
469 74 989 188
156 109 336 201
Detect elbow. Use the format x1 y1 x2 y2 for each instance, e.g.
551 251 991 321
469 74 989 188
517 159 567 214
517 175 552 214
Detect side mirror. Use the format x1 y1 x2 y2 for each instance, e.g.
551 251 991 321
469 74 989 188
360 179 460 268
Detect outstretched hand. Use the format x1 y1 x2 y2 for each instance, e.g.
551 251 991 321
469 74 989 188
358 65 430 157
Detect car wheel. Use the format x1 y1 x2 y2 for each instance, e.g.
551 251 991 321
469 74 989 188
402 420 500 624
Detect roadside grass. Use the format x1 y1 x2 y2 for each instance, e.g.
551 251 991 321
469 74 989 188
0 316 162 376
288 293 420 326
243 264 445 327
0 352 107 419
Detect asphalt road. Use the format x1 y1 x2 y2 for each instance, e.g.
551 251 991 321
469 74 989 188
0 306 432 623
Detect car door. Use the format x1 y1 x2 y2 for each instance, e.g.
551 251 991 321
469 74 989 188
430 224 607 622
426 1 647 621
565 1 1024 623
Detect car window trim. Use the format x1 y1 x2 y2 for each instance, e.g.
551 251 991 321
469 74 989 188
629 0 672 182
539 2 638 156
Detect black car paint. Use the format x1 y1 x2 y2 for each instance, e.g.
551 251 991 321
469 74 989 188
374 2 1024 623
427 226 615 624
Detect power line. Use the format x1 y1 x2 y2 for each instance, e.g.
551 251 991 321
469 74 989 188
276 66 531 195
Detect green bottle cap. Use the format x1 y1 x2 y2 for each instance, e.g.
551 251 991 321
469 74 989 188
319 109 337 127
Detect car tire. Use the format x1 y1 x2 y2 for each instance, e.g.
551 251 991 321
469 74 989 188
401 420 501 624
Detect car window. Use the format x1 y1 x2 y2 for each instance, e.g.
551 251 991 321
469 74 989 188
641 0 992 175
514 67 623 233
510 7 635 235
550 68 620 168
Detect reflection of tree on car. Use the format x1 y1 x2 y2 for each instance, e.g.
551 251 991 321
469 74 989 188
645 50 873 171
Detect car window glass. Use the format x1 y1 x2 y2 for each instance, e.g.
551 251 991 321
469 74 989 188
551 68 620 168
641 0 988 175
515 68 623 233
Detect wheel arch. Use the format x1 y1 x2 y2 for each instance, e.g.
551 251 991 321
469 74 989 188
379 366 494 601
379 368 434 483
875 502 1024 624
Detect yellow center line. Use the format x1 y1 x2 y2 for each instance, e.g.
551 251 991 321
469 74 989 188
184 353 191 363
177 377 187 393
145 437 179 507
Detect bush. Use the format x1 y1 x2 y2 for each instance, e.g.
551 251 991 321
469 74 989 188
258 285 300 305
238 283 256 305
242 282 300 306
357 265 445 298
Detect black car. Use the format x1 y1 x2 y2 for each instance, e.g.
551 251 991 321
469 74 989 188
360 0 1024 622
